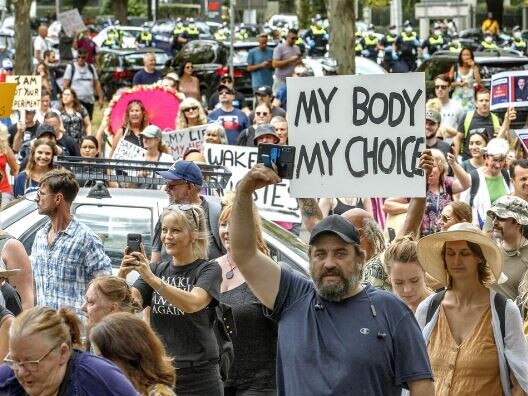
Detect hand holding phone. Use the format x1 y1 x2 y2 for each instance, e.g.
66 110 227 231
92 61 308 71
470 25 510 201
257 144 296 179
127 233 142 254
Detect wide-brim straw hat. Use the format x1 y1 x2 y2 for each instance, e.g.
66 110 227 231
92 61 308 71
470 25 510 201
416 222 505 287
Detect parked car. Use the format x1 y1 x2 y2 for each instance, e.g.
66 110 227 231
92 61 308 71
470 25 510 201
92 26 143 49
267 14 299 30
1 185 309 277
170 39 276 105
151 19 213 55
95 47 169 99
303 56 388 77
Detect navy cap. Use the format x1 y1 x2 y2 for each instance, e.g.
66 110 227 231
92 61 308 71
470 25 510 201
156 160 203 186
218 84 235 94
309 215 361 245
36 124 56 138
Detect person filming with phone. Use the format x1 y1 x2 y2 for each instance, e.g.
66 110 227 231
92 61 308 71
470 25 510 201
229 162 434 395
118 204 223 396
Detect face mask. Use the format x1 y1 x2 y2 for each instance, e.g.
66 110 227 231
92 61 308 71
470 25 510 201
389 29 397 35
434 30 441 36
452 39 460 45
367 30 374 36
514 32 522 39
404 26 412 33
485 36 493 43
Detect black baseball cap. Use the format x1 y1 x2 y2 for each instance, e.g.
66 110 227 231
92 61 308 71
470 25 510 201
309 215 360 245
36 124 56 138
218 84 235 94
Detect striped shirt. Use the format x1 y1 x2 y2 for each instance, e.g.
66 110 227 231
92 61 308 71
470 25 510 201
31 216 112 317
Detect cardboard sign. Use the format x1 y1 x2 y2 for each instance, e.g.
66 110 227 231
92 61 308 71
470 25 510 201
112 139 147 160
491 70 528 111
203 143 300 223
6 75 41 110
287 73 426 198
58 9 87 37
0 83 17 117
162 124 209 159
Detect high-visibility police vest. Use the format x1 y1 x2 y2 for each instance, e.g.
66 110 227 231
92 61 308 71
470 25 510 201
310 25 326 36
186 26 200 40
355 34 363 53
364 36 378 47
102 37 116 48
236 31 248 40
399 32 417 57
173 26 185 36
480 41 498 49
215 31 227 41
513 39 527 49
427 35 444 46
385 34 396 44
460 111 500 154
139 32 152 43
448 43 462 52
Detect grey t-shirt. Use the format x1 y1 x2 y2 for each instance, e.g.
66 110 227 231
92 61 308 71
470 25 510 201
63 62 99 104
273 43 301 83
491 244 528 300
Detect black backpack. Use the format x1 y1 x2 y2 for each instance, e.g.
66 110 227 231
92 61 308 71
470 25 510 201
468 169 510 207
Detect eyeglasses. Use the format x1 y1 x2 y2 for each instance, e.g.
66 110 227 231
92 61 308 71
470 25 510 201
256 112 269 116
435 85 448 90
36 190 57 200
4 344 60 372
183 106 198 112
440 214 452 223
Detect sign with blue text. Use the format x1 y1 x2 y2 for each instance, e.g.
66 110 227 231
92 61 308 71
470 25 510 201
287 73 426 198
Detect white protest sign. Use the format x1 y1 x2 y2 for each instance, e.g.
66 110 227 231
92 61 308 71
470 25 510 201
490 70 528 111
112 139 147 160
6 75 42 110
162 124 209 159
287 73 426 198
203 143 300 223
58 9 87 37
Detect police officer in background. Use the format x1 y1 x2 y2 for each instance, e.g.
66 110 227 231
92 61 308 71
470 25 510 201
136 24 153 48
185 18 200 41
394 20 420 72
354 29 365 57
214 22 229 41
361 24 380 62
420 23 444 59
510 26 527 55
302 14 328 57
444 31 462 52
479 31 499 51
171 18 186 54
380 24 398 71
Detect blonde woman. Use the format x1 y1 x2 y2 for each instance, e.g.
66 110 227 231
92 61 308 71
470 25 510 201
0 123 18 207
13 139 56 197
177 98 207 130
119 205 222 395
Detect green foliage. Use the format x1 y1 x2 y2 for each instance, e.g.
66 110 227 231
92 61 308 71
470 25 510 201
127 0 147 16
298 0 312 29
366 0 389 6
157 3 198 19
279 0 296 13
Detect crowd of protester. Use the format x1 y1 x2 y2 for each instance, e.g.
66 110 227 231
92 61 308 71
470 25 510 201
0 14 528 396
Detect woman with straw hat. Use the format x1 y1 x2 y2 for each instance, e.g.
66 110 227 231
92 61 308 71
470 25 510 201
415 222 528 396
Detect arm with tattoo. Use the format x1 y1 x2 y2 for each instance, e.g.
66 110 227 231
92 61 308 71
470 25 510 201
297 198 323 233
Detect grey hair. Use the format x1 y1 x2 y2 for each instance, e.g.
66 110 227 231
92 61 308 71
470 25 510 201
204 124 228 144
362 217 385 255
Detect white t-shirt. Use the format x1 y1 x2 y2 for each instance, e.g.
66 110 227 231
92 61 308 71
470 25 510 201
33 36 50 59
441 99 465 144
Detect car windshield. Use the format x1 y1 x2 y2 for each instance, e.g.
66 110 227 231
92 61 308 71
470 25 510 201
262 218 308 261
74 204 153 268
123 52 169 67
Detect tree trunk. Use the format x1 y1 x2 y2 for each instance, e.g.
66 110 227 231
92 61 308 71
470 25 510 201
326 0 355 75
13 0 32 75
114 0 128 25
76 0 91 14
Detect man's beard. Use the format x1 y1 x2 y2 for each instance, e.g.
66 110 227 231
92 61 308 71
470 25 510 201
311 266 361 302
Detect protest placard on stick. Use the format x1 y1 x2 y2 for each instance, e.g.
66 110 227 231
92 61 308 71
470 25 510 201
491 70 528 111
6 75 42 110
112 139 147 160
58 9 87 36
162 124 209 159
287 73 426 198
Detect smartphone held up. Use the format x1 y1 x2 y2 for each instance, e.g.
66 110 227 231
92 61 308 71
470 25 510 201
257 144 296 179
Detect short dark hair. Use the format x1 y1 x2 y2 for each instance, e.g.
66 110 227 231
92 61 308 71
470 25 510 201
40 169 80 204
44 111 61 123
510 158 528 179
77 47 88 56
434 73 451 84
288 28 298 35
475 87 490 101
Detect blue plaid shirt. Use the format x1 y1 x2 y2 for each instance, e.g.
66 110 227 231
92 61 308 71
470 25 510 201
31 216 112 317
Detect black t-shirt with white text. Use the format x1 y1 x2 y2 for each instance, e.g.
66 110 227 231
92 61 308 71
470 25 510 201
133 259 221 365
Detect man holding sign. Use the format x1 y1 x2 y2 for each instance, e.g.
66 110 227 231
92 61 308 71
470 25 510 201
229 163 434 395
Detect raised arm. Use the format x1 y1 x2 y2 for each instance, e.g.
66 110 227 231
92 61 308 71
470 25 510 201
448 152 471 194
231 164 282 310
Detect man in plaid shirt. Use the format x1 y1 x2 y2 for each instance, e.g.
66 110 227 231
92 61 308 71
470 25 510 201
30 169 111 317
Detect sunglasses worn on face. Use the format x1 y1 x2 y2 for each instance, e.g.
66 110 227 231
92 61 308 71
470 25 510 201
183 106 198 112
440 214 452 223
256 112 269 116
491 213 508 222
435 84 448 90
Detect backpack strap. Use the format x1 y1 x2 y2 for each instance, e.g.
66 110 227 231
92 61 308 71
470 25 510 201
493 292 507 343
425 289 447 325
469 169 479 207
500 168 510 188
203 196 222 253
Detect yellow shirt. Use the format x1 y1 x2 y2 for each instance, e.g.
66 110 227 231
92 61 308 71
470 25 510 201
428 306 501 396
